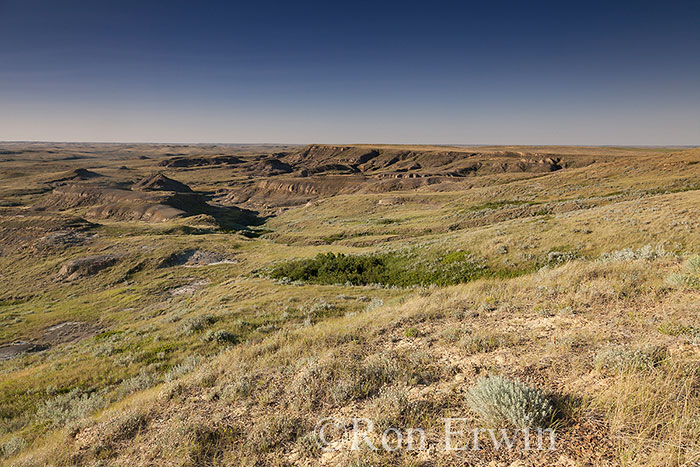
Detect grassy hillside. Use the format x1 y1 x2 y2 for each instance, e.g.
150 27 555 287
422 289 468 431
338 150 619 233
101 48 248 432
1 143 699 466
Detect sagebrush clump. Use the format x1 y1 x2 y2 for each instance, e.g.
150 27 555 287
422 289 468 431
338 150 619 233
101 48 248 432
36 389 107 427
465 375 556 429
2 436 26 458
599 244 672 263
178 315 216 335
665 272 700 289
595 344 666 372
203 329 238 344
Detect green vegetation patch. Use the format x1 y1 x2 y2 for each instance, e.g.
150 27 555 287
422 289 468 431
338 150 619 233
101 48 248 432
464 200 537 212
266 250 502 287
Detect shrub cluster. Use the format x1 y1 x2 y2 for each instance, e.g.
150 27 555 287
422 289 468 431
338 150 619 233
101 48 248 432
178 315 216 335
203 329 238 344
36 389 107 428
267 250 493 287
599 244 672 263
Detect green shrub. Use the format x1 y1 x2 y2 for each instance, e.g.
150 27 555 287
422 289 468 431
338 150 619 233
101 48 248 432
465 375 556 429
267 250 495 287
178 315 216 335
203 329 239 344
404 327 421 338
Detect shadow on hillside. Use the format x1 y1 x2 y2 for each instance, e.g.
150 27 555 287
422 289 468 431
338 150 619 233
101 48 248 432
206 204 269 232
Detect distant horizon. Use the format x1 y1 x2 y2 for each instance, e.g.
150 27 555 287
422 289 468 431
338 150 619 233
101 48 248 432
1 140 698 149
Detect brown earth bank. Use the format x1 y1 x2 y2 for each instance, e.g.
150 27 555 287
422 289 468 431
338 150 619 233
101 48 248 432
0 322 99 361
211 144 621 211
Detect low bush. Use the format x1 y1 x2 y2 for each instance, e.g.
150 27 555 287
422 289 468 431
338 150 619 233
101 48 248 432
36 388 107 427
370 386 411 430
599 244 672 263
267 250 496 287
289 351 440 410
247 415 306 453
2 436 26 458
203 329 239 344
466 375 556 429
166 355 201 380
178 315 216 335
119 368 159 395
403 327 421 338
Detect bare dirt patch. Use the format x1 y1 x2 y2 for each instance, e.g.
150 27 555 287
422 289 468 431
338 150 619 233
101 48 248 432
158 250 236 268
169 279 210 296
0 342 49 361
40 321 100 346
0 321 99 360
57 254 119 281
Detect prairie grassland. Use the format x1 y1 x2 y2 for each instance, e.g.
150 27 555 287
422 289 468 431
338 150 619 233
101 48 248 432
7 259 700 466
1 143 699 466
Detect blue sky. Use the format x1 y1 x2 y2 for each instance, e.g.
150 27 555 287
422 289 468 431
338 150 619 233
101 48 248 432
1 0 699 144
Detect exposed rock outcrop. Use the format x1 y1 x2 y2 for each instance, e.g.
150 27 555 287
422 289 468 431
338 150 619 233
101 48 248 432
57 254 118 281
157 249 235 268
246 158 293 176
39 184 191 222
284 145 571 176
51 168 104 183
132 174 193 193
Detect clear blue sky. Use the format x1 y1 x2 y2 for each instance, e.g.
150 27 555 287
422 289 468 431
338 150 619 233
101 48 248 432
1 0 699 144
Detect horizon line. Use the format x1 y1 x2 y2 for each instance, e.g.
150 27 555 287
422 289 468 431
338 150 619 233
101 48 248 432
1 140 698 149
